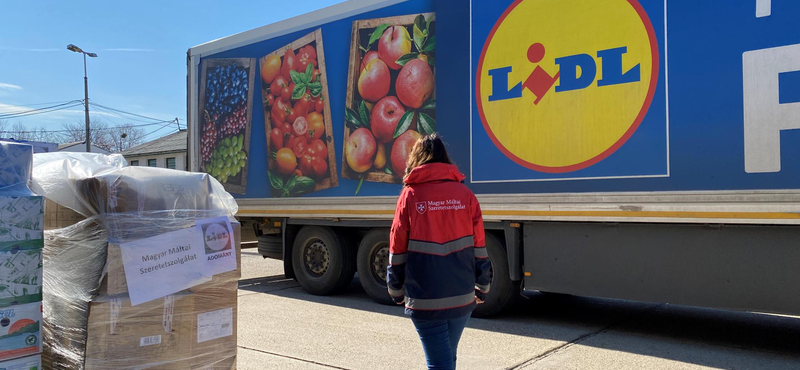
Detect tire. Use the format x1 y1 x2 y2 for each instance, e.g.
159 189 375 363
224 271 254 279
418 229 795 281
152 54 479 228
472 233 520 318
257 235 282 260
291 226 356 295
356 229 395 305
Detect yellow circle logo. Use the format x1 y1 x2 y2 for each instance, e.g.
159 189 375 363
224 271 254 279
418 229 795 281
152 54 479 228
476 0 659 173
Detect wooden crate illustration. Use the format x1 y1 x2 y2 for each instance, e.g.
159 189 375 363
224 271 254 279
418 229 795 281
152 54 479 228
260 29 338 197
342 13 437 186
198 58 256 195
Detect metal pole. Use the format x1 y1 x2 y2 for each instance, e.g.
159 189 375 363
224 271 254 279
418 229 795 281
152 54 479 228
84 53 91 153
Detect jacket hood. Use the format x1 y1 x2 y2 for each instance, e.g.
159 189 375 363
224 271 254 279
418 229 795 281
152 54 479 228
404 163 465 185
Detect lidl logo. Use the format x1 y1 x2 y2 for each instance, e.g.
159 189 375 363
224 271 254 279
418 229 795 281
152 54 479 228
476 0 659 173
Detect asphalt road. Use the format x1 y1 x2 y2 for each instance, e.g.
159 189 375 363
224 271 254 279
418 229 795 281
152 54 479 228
236 249 800 370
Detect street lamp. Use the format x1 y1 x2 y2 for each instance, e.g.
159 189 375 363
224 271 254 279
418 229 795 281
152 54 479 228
67 44 97 153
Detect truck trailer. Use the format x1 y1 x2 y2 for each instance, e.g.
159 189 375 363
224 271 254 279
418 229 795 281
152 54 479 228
187 0 800 317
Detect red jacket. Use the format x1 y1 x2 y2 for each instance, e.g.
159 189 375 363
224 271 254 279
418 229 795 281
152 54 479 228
387 163 491 319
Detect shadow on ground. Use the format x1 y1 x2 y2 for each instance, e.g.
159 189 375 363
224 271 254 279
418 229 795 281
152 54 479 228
239 271 800 368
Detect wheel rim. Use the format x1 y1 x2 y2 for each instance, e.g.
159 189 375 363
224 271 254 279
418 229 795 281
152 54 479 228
370 242 389 284
303 239 330 277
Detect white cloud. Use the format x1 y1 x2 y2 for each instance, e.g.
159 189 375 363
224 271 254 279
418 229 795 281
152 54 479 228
0 47 60 52
0 83 22 91
105 48 157 52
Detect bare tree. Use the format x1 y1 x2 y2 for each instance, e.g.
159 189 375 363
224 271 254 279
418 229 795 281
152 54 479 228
8 122 35 141
107 123 146 153
0 120 8 137
60 118 112 150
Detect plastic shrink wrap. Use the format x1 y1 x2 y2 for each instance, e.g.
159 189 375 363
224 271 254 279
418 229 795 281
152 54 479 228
32 153 240 369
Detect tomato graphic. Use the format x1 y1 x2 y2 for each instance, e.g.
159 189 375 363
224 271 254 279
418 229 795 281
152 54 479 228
281 48 297 81
306 112 325 140
269 128 284 150
293 93 313 115
310 139 327 158
311 156 328 179
265 94 275 108
270 76 288 97
292 139 308 158
261 54 282 84
315 95 324 113
297 45 318 72
281 86 292 102
276 148 297 175
287 107 299 125
298 155 314 177
292 116 308 137
271 98 290 125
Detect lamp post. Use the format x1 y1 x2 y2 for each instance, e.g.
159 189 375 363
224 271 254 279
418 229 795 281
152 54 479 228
67 44 97 153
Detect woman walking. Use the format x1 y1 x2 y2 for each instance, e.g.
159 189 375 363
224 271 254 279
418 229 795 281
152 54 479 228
387 134 491 370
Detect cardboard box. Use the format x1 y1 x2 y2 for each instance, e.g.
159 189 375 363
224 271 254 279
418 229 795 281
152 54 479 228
0 241 41 307
0 354 41 370
0 143 32 190
0 302 42 362
191 354 236 370
85 293 194 370
0 197 43 244
43 199 84 230
189 283 238 369
103 222 242 296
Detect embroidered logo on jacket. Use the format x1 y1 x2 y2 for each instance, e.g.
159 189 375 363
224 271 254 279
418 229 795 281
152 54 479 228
416 202 427 215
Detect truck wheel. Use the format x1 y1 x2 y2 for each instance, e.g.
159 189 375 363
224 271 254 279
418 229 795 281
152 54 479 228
257 235 282 260
472 233 519 318
356 229 395 305
291 226 355 295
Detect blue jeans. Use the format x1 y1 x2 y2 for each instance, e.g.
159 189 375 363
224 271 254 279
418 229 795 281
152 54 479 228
411 315 471 370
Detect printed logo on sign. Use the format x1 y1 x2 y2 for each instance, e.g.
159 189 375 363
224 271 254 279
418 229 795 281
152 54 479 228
201 221 232 254
476 0 659 173
416 202 427 215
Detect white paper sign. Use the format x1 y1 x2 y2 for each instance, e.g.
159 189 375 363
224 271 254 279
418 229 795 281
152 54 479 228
119 227 211 306
197 307 233 343
196 217 237 276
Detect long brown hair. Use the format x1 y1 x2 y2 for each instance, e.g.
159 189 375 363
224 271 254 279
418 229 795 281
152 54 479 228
404 133 453 177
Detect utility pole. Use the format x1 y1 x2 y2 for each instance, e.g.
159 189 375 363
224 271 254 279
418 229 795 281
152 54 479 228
67 44 98 153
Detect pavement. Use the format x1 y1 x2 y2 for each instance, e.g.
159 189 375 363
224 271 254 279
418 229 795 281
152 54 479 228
236 248 800 370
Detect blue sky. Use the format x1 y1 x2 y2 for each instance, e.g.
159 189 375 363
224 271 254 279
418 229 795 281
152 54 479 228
0 0 344 141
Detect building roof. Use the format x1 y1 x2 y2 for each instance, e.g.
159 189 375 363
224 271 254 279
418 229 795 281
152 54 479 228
123 130 187 157
57 141 110 153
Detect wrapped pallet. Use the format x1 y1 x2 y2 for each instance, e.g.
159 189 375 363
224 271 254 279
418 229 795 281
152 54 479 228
0 142 44 367
32 153 240 370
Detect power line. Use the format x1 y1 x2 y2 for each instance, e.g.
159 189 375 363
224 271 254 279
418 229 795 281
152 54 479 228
89 102 173 123
0 101 83 119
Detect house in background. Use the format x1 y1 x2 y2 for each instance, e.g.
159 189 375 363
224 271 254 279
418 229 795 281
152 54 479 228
122 130 187 170
57 141 111 154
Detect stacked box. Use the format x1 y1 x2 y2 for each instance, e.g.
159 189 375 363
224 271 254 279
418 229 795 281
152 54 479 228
0 354 41 370
0 143 43 366
33 158 240 369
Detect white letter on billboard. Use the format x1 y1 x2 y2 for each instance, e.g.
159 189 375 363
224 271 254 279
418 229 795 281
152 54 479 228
743 43 800 173
756 0 771 18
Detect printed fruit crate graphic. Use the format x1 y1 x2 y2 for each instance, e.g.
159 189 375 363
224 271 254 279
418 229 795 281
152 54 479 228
260 29 338 197
0 241 42 307
0 198 42 243
343 13 436 189
199 58 256 195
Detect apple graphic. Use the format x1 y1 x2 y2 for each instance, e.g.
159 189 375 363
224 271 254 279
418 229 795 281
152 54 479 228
391 130 423 176
371 96 406 144
379 26 412 70
346 128 378 173
357 59 390 103
396 58 434 109
360 51 381 72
